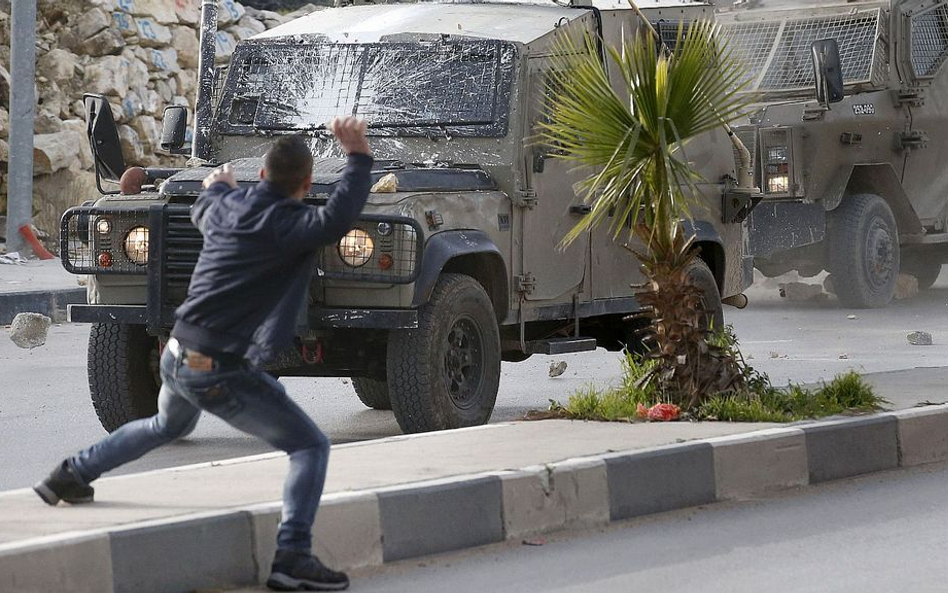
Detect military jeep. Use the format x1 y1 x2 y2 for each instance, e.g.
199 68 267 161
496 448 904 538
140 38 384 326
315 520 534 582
62 0 757 435
721 0 948 307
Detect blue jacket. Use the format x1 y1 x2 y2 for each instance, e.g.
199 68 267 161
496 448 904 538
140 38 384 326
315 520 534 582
171 153 373 364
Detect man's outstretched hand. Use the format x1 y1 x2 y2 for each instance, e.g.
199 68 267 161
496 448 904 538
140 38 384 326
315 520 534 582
331 116 371 157
203 163 237 189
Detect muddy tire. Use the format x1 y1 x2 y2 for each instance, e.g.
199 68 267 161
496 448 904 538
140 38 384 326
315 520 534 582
387 274 501 433
686 259 725 334
828 194 899 308
902 257 941 291
88 323 159 433
352 377 392 410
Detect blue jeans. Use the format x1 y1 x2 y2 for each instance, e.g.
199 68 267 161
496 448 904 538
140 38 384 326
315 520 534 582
70 345 330 552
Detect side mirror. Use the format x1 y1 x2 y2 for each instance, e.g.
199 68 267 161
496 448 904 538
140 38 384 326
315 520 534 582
160 105 190 153
811 38 844 107
83 94 126 182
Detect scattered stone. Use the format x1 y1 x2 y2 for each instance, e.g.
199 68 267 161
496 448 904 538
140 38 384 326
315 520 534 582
895 273 920 300
171 26 200 68
847 314 857 320
239 15 267 35
127 0 179 25
84 55 130 97
118 124 146 164
75 8 111 40
135 17 173 48
33 130 83 174
78 27 126 56
548 361 568 378
908 331 933 346
838 353 849 359
778 282 824 301
34 111 64 134
218 0 246 26
769 351 779 359
8 313 52 349
214 30 238 62
37 49 79 84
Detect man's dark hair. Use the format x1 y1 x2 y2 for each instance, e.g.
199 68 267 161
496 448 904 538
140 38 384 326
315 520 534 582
264 135 314 196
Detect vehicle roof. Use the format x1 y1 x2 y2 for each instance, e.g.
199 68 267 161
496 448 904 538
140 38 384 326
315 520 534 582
253 2 590 44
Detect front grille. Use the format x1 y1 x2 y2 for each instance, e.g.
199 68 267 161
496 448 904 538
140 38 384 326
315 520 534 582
60 207 150 274
163 207 203 294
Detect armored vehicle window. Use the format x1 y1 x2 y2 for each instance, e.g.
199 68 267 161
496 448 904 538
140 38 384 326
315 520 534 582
910 4 948 78
215 39 515 138
722 9 883 94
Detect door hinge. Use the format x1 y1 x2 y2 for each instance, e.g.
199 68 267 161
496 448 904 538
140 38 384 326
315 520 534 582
894 88 926 108
515 273 536 295
513 189 537 209
898 129 929 151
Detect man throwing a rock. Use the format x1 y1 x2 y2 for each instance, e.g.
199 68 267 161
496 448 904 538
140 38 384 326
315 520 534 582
34 116 374 592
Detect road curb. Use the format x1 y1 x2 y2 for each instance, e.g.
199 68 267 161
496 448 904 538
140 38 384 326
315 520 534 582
0 288 85 325
4 407 948 592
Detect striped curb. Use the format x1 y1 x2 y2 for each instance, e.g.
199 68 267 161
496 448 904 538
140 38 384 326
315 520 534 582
4 406 948 592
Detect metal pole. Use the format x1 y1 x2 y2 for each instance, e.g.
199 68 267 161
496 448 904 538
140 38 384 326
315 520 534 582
192 0 218 162
6 0 36 254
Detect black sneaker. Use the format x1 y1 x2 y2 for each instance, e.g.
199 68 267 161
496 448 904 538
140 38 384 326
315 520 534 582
33 460 94 505
267 549 350 591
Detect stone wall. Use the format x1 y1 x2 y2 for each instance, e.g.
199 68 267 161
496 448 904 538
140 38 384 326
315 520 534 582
0 0 321 243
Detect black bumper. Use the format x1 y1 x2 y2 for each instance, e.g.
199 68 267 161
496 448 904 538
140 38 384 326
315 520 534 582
68 304 417 330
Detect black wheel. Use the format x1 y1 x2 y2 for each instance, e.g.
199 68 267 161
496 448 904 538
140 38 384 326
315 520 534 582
352 377 392 410
387 274 501 433
686 259 725 334
87 323 159 432
828 194 899 308
902 257 942 291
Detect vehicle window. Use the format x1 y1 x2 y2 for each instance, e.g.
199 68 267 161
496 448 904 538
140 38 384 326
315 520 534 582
216 39 515 138
910 4 948 78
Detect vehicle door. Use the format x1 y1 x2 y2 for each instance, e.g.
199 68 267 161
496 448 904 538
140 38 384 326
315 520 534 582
521 57 591 302
900 0 948 228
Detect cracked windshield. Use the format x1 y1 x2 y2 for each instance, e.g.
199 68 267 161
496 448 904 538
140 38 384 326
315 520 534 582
5 0 948 590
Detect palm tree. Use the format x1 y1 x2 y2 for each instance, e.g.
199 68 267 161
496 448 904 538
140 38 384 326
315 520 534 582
538 20 753 409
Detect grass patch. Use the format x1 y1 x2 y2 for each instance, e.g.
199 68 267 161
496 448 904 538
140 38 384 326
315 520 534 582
550 328 887 423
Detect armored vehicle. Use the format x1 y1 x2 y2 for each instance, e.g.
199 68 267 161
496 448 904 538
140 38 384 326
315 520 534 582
62 0 758 434
720 0 948 307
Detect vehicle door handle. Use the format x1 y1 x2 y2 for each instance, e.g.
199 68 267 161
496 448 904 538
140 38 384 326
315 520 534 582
570 204 592 216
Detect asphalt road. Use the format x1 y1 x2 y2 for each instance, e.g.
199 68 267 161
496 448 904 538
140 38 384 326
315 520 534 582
348 461 948 593
2 269 948 490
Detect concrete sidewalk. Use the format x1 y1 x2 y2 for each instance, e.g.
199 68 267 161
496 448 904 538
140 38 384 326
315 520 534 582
0 258 84 325
3 368 948 593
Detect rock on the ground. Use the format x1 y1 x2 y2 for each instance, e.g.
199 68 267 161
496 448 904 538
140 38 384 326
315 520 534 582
895 273 919 300
908 331 933 346
8 313 52 349
778 282 824 301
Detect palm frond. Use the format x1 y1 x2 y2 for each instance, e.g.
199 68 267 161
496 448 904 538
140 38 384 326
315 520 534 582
538 20 754 248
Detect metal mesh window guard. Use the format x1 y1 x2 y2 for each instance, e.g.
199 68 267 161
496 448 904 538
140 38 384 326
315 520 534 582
911 5 948 78
722 9 882 93
60 207 150 274
217 39 514 137
317 216 423 284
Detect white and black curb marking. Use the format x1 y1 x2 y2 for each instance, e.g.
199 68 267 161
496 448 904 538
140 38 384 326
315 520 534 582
4 406 948 592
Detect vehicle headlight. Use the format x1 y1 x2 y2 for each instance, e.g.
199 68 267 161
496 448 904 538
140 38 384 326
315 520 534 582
338 228 374 267
123 226 150 265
